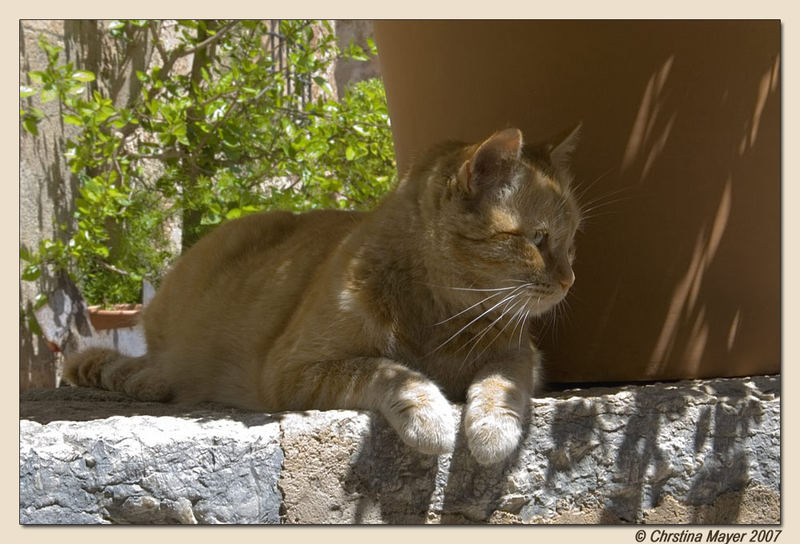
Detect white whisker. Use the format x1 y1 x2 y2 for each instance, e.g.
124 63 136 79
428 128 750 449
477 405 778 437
509 300 530 347
573 166 616 202
577 188 634 222
433 290 506 326
428 284 529 355
521 296 540 348
446 285 522 292
460 295 526 364
518 309 531 349
472 297 529 361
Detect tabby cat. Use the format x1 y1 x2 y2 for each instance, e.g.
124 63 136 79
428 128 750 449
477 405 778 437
65 126 581 465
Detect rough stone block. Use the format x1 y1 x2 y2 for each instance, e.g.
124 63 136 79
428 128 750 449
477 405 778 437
20 376 779 524
20 395 283 524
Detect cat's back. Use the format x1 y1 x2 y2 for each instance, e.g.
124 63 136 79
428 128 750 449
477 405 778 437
178 208 362 281
144 209 365 352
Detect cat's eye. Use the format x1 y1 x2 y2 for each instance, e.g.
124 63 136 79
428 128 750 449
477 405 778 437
493 230 522 240
532 229 548 247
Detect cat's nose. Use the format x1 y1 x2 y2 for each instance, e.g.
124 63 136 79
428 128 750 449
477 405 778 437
560 272 575 291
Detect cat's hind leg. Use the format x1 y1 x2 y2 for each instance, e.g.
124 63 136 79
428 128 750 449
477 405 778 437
268 357 456 455
64 347 172 402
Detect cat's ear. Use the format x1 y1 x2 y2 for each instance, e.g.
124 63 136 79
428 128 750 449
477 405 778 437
456 128 523 195
546 122 582 182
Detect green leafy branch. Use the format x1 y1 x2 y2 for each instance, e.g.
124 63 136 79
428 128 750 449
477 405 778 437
20 20 395 312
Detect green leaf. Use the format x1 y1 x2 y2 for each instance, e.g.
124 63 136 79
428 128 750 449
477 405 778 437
345 146 356 161
38 35 62 55
27 313 43 336
19 85 37 98
95 105 117 124
173 124 189 146
22 116 39 136
63 114 84 126
68 83 86 96
28 71 45 85
72 70 96 82
21 264 41 281
41 87 57 103
33 293 48 310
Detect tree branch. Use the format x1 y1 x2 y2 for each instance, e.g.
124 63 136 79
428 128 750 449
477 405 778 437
126 149 186 161
97 260 132 277
182 21 237 56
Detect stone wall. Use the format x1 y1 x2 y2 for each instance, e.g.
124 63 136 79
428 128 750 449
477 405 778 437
19 20 166 390
20 375 780 524
21 21 91 390
334 20 380 97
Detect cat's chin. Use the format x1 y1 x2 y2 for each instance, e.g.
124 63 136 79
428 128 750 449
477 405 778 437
526 290 569 316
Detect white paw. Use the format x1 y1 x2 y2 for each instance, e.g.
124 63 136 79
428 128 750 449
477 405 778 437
384 382 456 455
465 411 522 465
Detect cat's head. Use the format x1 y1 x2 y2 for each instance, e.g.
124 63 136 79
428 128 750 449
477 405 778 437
421 126 582 317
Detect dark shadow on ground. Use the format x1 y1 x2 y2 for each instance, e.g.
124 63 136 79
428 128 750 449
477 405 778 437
686 380 767 524
20 385 281 427
438 403 532 523
342 412 439 524
597 386 683 523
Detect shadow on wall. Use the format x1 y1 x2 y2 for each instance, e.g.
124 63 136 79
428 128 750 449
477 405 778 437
20 21 81 390
685 381 767 524
596 389 684 523
19 20 158 390
560 31 780 382
539 382 769 524
626 53 782 381
338 377 774 523
343 414 439 524
342 406 531 524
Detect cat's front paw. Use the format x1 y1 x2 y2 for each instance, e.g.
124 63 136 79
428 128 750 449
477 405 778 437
384 382 456 455
464 410 522 465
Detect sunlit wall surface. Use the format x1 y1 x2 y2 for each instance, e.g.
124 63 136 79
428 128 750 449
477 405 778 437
376 20 780 382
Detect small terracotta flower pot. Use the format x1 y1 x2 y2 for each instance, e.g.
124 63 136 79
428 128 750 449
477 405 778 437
87 304 142 330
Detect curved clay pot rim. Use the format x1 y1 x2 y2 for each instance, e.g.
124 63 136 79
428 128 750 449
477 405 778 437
87 304 142 330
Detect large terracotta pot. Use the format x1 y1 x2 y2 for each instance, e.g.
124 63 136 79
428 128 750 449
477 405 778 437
374 20 780 383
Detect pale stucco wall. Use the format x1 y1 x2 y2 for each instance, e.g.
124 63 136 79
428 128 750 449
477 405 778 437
20 20 82 390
